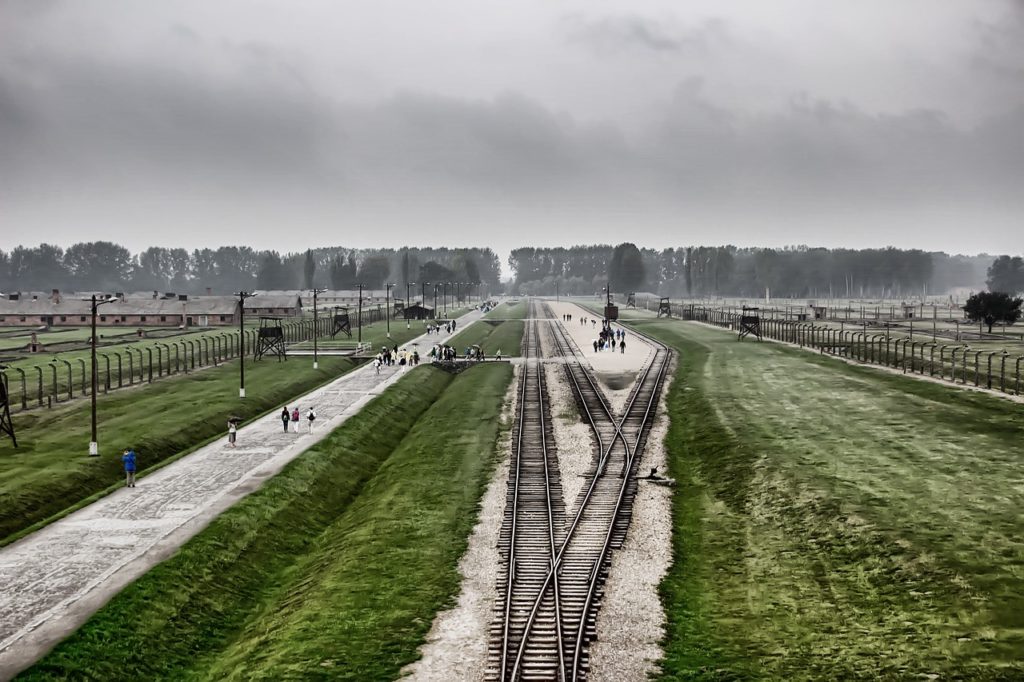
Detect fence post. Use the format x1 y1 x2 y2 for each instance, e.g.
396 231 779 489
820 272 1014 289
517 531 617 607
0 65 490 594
100 353 110 392
77 358 87 395
116 352 123 388
35 366 44 407
147 347 154 383
15 367 27 410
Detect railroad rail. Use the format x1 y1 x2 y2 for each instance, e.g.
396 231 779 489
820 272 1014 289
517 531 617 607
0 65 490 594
487 300 670 681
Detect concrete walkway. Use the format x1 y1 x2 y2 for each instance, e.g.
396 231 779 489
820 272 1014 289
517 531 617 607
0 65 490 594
0 310 482 678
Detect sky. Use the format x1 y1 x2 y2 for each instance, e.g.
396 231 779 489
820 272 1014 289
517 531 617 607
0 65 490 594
1 0 1022 264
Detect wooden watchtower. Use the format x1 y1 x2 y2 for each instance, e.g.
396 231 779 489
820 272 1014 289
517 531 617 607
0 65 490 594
626 292 636 308
738 307 762 341
255 317 287 361
657 297 672 318
331 307 352 338
0 368 16 446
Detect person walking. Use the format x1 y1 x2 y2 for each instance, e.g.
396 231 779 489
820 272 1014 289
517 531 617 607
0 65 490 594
227 420 238 448
281 407 290 432
620 339 626 353
122 447 137 488
306 407 317 433
496 348 502 361
290 407 300 432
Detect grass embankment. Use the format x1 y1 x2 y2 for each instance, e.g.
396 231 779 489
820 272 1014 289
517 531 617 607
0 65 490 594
635 319 1024 679
0 355 359 545
22 362 513 681
486 300 528 319
448 319 524 357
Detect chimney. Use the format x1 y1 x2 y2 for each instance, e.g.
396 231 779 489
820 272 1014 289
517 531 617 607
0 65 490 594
50 288 61 304
178 294 188 301
206 287 212 296
153 290 158 299
115 292 124 301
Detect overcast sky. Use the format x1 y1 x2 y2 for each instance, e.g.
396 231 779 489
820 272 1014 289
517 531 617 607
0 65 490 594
1 0 1022 263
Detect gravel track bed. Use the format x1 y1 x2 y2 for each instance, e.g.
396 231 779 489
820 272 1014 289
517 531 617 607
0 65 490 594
588 355 675 681
402 365 520 681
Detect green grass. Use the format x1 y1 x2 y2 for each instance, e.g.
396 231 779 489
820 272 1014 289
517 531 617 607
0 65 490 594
21 362 513 681
449 319 525 357
632 319 1024 680
486 300 527 319
0 355 360 545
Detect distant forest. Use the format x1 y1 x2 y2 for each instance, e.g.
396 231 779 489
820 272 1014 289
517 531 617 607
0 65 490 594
0 244 501 295
0 242 1007 298
510 245 996 298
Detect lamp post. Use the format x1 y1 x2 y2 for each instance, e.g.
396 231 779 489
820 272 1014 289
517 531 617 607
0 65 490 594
421 281 430 320
237 291 253 398
86 294 116 456
406 281 415 330
356 283 364 343
385 283 394 338
443 281 449 316
311 287 325 369
433 283 438 317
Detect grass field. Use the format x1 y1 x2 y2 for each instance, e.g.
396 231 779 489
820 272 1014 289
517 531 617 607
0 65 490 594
22 362 513 681
631 318 1024 680
0 355 359 545
486 300 527 319
448 318 525 357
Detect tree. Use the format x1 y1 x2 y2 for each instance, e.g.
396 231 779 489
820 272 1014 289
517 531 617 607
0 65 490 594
303 249 316 289
357 255 390 289
964 291 1023 333
256 252 288 290
608 242 645 293
987 255 1024 294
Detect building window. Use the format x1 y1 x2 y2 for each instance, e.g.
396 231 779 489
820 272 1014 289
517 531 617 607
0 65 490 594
160 316 167 322
80 316 87 322
141 316 147 322
100 316 106 322
60 316 67 322
219 315 226 322
120 316 127 322
20 316 26 322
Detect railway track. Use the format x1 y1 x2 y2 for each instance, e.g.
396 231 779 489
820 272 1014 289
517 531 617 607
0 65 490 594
488 301 670 681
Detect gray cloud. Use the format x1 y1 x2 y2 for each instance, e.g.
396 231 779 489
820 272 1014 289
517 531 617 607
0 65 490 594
0 0 1022 258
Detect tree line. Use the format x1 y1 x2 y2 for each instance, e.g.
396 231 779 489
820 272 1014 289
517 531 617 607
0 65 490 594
509 245 997 298
0 243 501 295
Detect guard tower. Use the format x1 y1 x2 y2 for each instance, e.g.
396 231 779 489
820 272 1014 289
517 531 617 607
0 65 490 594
331 307 352 338
626 292 636 308
0 368 16 446
738 307 762 341
657 297 672 318
392 298 405 319
255 316 287 361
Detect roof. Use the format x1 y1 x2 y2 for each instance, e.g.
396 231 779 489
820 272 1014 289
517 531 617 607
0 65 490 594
0 296 239 317
244 294 303 309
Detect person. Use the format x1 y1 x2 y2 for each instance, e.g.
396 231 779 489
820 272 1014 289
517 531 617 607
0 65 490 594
620 339 626 353
496 348 502 361
281 407 290 432
593 339 599 353
122 447 137 488
291 407 300 432
307 407 317 433
374 357 381 374
227 420 237 447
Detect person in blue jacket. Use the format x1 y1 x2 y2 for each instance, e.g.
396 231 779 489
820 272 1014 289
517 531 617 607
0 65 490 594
122 447 137 488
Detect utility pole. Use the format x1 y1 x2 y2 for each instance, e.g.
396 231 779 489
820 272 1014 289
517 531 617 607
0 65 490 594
433 283 438 317
87 294 115 456
407 281 415 330
237 291 252 397
356 283 364 343
311 287 325 369
421 281 429 321
385 283 394 338
443 282 449 316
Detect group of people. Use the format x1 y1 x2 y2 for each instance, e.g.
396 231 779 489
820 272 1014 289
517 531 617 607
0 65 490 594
373 344 420 373
425 319 457 335
561 313 573 322
279 406 317 434
593 325 627 353
579 316 597 328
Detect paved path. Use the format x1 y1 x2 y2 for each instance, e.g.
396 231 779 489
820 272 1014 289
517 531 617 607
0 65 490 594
0 311 482 678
